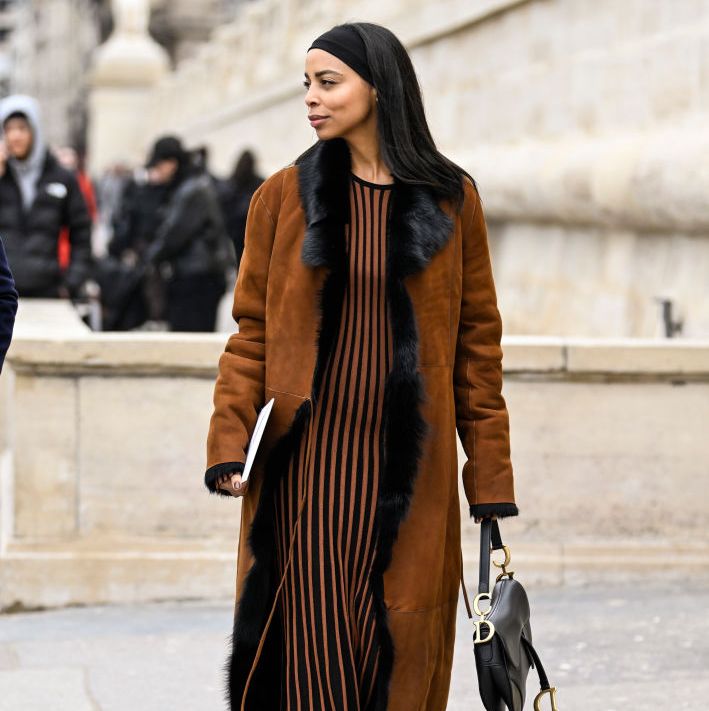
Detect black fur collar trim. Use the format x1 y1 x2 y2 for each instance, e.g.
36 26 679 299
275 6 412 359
297 137 454 277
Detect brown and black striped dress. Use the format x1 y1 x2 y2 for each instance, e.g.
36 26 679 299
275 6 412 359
272 172 394 710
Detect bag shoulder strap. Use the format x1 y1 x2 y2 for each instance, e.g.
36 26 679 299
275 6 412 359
459 517 505 615
478 518 504 594
522 636 560 707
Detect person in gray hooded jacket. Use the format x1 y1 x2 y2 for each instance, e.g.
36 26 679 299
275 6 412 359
0 94 92 298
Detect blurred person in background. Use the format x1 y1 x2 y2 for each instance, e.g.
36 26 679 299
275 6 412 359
0 95 92 299
102 163 171 330
143 135 232 332
93 162 132 258
193 145 221 191
218 148 264 270
0 236 18 371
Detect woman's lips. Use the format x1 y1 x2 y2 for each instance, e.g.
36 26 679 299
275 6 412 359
309 116 329 127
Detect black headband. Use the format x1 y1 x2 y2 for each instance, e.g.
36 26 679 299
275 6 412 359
308 25 373 86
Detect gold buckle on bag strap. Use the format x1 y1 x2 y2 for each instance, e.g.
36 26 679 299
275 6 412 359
534 686 560 711
492 543 515 581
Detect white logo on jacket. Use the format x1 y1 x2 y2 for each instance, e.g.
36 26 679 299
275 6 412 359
46 183 67 199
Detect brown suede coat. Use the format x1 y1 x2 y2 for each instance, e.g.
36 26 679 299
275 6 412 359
205 138 518 711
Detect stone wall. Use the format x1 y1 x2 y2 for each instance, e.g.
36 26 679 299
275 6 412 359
2 302 708 610
0 302 239 610
89 0 709 338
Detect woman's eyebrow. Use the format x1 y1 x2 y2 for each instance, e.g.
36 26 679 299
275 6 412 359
304 69 344 79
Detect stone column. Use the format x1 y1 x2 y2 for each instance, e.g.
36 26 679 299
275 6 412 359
87 0 170 175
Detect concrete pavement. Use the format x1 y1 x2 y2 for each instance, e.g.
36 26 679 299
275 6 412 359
1 580 707 710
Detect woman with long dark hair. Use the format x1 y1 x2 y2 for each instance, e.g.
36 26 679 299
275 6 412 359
205 22 518 711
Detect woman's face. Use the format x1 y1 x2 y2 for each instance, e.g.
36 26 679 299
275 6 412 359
303 49 376 141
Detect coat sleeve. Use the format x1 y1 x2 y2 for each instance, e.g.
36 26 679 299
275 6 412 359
454 180 519 520
0 237 18 372
145 181 207 264
204 172 282 496
62 172 93 296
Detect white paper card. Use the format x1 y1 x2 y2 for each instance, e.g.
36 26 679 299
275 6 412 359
242 397 275 483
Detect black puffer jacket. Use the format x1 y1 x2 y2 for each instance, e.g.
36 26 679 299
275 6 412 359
144 171 232 278
0 151 92 297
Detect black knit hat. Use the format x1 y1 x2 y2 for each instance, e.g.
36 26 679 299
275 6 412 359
146 135 186 168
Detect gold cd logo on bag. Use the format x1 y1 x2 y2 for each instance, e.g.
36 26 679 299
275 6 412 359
472 592 495 644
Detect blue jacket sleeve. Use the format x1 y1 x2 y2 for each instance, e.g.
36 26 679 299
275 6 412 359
0 237 18 372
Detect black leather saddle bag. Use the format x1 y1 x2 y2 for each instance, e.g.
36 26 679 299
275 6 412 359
460 519 560 711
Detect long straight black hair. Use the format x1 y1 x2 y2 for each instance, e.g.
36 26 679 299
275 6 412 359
302 21 476 211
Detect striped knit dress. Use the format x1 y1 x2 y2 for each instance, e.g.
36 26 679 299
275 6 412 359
272 172 394 710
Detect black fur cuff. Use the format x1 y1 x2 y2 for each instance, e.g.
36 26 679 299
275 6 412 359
470 502 519 519
204 461 245 497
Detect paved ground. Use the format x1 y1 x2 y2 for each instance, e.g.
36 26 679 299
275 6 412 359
0 580 707 710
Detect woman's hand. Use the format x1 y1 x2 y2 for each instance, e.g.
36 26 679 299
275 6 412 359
216 471 248 497
474 514 498 524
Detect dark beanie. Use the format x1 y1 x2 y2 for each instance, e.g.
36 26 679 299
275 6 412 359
308 25 373 86
146 135 186 168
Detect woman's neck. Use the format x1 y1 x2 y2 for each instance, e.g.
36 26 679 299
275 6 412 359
345 125 393 185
